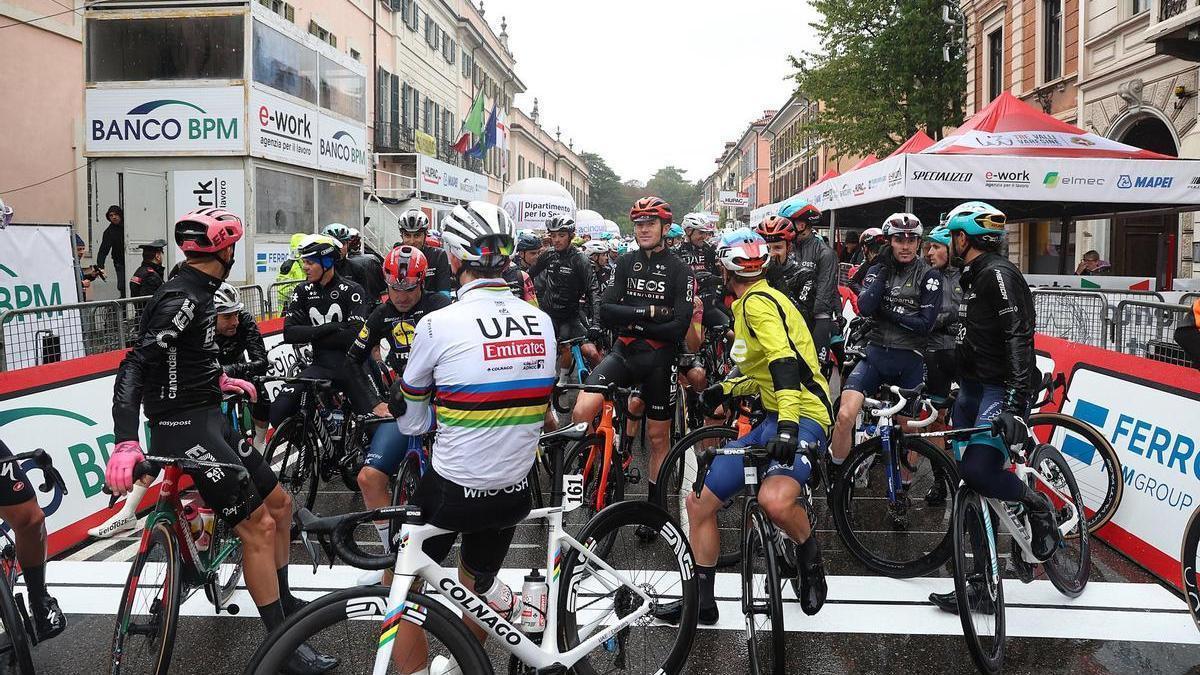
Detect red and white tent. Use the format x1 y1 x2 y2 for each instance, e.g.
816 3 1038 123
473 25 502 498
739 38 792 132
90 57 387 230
886 130 935 157
793 92 1199 213
848 154 879 171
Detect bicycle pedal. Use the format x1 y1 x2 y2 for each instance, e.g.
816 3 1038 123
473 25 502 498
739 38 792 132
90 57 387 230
625 467 642 484
226 603 240 615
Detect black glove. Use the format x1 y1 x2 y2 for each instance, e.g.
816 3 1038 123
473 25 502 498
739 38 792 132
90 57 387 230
699 383 725 415
991 411 1029 449
586 324 605 343
386 379 407 418
766 421 800 466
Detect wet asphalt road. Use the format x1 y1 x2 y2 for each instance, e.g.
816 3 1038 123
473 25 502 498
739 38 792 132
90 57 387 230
29 444 1200 675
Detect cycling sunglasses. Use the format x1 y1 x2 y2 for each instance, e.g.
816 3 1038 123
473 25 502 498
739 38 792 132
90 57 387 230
387 279 421 292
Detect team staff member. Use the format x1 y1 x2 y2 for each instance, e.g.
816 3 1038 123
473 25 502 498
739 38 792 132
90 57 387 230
214 283 270 447
106 209 334 674
274 233 307 312
129 239 167 297
573 197 694 514
929 201 1061 613
776 197 838 366
528 215 602 379
387 201 556 670
270 235 376 428
96 205 127 297
398 209 452 297
657 229 831 625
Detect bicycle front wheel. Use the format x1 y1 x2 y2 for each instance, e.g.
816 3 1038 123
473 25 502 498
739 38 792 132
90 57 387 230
656 425 742 567
265 417 319 511
951 488 1005 675
245 586 491 674
1029 411 1121 534
830 435 958 577
0 563 34 675
564 435 624 556
1030 444 1091 597
111 521 182 675
558 500 698 675
743 503 785 675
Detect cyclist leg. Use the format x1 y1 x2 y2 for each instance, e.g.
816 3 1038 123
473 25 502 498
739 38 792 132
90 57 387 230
638 350 677 486
359 422 407 554
0 440 64 640
832 346 883 463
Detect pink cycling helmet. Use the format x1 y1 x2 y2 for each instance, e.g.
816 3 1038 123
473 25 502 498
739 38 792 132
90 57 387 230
175 208 243 254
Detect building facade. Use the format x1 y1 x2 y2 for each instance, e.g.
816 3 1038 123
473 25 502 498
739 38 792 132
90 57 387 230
509 102 590 210
764 93 861 208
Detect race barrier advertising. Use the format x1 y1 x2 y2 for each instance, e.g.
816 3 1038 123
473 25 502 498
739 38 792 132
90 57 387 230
0 224 85 370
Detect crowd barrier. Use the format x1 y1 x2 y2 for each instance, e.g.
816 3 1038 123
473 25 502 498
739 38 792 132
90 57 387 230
1030 287 1195 367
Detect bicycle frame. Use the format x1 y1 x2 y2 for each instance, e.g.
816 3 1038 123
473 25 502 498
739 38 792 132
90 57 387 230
972 460 1082 565
372 485 659 673
138 466 241 583
859 390 937 502
569 341 590 384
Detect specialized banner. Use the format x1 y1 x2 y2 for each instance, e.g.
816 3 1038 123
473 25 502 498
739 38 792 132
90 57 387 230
0 224 85 370
85 86 245 155
171 170 247 284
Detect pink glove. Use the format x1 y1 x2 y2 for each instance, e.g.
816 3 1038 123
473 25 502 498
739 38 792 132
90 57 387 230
106 441 145 494
219 373 258 402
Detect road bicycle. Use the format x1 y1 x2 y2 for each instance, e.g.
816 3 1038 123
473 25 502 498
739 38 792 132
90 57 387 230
1179 500 1200 633
109 455 250 675
246 422 700 674
0 449 67 675
261 376 390 511
949 433 1090 674
690 442 818 675
828 384 961 578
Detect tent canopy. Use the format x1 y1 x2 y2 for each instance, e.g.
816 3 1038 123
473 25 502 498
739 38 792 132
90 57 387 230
848 154 879 171
887 130 935 157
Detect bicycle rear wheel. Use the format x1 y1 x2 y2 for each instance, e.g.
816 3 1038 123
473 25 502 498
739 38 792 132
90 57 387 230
656 425 743 567
557 501 698 675
1029 411 1121 534
743 503 785 675
951 488 1005 675
265 417 319 511
1181 505 1200 632
202 520 244 609
245 586 491 674
1030 444 1091 597
830 435 958 577
0 563 34 675
111 521 182 675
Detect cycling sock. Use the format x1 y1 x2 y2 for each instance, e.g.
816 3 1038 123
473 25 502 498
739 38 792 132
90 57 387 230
258 599 286 630
798 535 821 566
23 564 47 605
374 523 390 549
830 453 845 466
276 566 303 613
696 564 717 609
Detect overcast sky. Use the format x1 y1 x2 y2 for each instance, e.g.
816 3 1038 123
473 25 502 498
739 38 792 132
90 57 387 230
483 0 819 184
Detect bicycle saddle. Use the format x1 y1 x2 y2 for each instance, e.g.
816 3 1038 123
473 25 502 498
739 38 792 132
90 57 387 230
540 422 588 444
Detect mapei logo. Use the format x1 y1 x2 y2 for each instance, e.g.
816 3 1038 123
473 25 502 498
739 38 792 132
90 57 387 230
1117 174 1174 189
92 99 239 142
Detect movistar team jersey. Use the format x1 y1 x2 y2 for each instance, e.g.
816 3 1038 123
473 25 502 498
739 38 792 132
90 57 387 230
723 279 832 430
395 278 557 489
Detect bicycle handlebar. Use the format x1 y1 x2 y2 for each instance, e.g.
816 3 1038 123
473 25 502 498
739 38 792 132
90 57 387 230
0 449 68 496
294 506 422 572
865 384 926 419
102 455 251 506
254 376 334 392
554 382 638 398
690 442 817 498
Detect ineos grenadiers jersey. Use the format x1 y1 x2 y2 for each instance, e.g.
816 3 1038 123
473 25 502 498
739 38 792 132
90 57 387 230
419 245 453 296
345 292 452 405
598 248 695 347
113 265 223 443
395 279 557 489
956 252 1037 412
283 274 371 368
857 258 943 352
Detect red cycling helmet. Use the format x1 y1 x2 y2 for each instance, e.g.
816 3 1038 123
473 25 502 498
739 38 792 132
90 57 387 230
630 196 673 224
384 245 429 291
756 215 795 243
175 208 243 254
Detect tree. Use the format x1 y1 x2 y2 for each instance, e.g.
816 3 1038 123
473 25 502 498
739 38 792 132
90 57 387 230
791 0 965 159
643 166 702 222
580 152 626 225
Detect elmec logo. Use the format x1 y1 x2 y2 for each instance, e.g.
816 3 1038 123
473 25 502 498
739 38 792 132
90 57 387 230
1042 171 1105 188
92 99 239 142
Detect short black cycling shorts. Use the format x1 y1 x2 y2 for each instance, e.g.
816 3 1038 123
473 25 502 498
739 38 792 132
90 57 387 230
0 439 34 507
586 340 677 421
413 469 532 580
149 406 278 526
553 317 587 344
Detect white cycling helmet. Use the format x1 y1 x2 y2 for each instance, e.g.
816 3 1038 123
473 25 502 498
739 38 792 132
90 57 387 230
214 283 244 314
582 240 609 257
883 212 923 237
681 213 714 233
441 201 515 269
398 209 430 233
716 228 770 277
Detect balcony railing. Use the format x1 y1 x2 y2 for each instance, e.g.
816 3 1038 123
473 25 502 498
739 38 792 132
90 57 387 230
374 121 415 154
1161 0 1193 21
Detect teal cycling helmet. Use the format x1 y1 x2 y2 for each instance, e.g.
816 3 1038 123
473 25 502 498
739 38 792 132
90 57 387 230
666 224 685 239
944 200 1006 236
322 223 352 243
778 196 821 229
924 226 952 247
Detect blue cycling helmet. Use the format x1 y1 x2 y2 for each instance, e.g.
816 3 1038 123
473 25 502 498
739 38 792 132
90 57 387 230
778 196 822 228
944 201 1006 238
924 226 952 247
515 231 542 252
666 224 685 239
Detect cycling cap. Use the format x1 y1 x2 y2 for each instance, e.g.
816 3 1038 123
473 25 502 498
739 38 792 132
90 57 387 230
384 245 428 291
582 240 609 257
883 212 923 238
175 208 243 254
398 209 430 233
322 223 352 243
515 231 542 252
666 224 685 239
924 226 952 247
630 196 672 224
214 283 244 314
545 214 576 232
944 201 1006 238
682 213 715 233
756 214 795 243
297 234 341 269
717 228 769 277
778 196 821 228
441 201 515 268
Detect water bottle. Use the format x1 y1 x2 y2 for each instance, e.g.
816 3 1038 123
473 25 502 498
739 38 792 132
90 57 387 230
520 569 548 637
183 504 214 552
481 578 518 623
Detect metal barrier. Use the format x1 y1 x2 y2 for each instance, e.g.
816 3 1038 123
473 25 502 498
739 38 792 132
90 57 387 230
0 296 151 371
838 262 853 285
1031 289 1110 349
267 280 303 316
1183 292 1200 308
238 284 269 321
1113 299 1196 367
